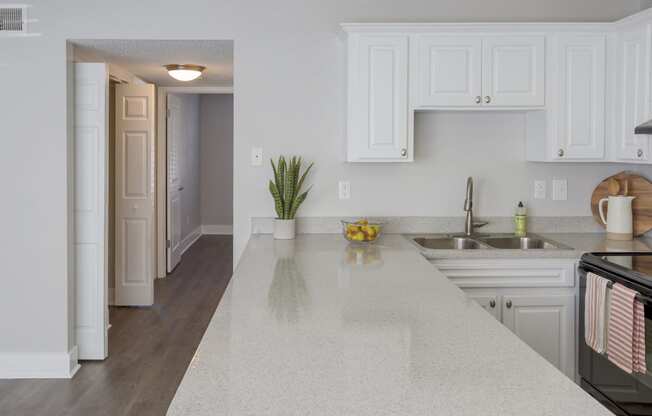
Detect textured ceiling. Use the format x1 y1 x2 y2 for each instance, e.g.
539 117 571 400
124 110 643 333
72 39 233 87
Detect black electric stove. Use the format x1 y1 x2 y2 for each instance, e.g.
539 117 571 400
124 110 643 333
579 252 652 416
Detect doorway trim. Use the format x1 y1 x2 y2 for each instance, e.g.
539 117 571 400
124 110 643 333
155 85 233 278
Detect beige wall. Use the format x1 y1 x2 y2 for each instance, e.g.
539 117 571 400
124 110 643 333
200 95 234 229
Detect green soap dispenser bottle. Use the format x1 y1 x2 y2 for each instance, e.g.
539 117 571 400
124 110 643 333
515 201 527 237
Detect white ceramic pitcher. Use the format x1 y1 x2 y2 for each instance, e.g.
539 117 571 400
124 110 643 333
598 195 636 241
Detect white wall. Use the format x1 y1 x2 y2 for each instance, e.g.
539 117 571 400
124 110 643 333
2 0 652 373
200 95 233 230
170 94 202 243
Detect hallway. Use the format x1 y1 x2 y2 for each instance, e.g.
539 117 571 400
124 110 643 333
0 235 232 416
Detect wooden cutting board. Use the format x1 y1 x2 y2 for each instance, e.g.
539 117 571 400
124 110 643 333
590 171 652 236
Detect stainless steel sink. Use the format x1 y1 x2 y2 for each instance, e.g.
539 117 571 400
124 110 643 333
412 237 489 250
479 236 570 250
410 233 571 251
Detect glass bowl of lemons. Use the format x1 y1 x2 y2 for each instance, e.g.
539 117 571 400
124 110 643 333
342 219 383 244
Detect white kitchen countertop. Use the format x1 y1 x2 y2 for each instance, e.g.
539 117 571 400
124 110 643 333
168 234 613 416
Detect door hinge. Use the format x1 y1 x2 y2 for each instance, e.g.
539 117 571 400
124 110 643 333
166 109 171 118
166 239 171 248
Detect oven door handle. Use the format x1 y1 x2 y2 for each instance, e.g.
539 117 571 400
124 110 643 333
581 264 652 304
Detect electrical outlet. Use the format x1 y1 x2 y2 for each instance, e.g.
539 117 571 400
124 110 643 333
251 147 263 166
338 181 351 200
552 179 568 201
534 180 546 200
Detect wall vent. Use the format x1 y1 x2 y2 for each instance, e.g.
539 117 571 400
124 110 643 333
0 6 27 33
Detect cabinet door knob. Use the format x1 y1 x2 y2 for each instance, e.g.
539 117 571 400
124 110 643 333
484 96 491 104
506 299 512 309
637 149 644 158
489 299 496 308
400 148 407 157
558 148 564 157
475 96 482 104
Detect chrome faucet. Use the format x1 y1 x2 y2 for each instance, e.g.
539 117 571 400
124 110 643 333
463 177 488 236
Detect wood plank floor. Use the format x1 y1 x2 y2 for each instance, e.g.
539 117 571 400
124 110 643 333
0 235 233 416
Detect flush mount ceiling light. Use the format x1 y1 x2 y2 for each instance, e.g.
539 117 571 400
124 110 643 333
164 64 206 81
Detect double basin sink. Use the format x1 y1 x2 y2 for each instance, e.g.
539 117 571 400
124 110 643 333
412 233 572 251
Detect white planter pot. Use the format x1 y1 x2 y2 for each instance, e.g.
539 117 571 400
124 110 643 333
274 219 296 240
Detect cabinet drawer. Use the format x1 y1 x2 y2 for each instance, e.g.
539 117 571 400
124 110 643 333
431 258 576 288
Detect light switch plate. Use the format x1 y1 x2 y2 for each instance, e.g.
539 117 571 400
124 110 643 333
534 180 546 200
552 179 568 201
251 147 263 166
338 181 351 200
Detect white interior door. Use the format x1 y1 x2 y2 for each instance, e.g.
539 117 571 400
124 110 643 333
74 63 108 359
115 83 156 306
166 94 183 272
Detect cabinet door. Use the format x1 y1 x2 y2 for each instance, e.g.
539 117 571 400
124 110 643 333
347 34 409 161
555 35 606 160
615 28 650 162
482 36 545 107
466 292 501 321
502 294 575 378
415 35 482 107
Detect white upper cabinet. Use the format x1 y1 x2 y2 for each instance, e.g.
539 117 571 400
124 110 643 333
347 34 410 162
482 36 545 107
344 8 652 163
554 34 606 160
415 36 482 107
413 35 545 108
613 26 651 162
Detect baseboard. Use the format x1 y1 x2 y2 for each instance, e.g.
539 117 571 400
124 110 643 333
201 224 233 235
180 226 202 256
0 346 80 379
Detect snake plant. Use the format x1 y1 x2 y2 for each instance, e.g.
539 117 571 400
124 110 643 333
269 156 313 220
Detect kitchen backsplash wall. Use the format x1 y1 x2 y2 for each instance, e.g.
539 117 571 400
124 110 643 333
257 111 652 222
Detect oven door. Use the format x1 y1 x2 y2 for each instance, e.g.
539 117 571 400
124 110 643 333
579 266 652 416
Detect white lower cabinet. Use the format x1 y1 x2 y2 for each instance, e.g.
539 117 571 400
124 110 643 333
432 258 577 380
466 292 501 321
501 293 575 378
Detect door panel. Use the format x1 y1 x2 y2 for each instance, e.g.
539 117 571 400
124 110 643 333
115 83 155 306
347 34 409 161
416 35 482 107
502 294 574 378
166 94 183 271
482 36 545 106
556 35 606 160
74 63 108 360
616 28 650 162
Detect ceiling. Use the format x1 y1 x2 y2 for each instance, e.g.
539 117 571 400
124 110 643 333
72 39 233 87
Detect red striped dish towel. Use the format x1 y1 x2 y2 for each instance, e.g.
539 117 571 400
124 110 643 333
585 272 609 353
607 283 647 374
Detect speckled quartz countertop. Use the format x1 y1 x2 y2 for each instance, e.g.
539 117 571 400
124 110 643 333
410 232 652 260
168 234 613 416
